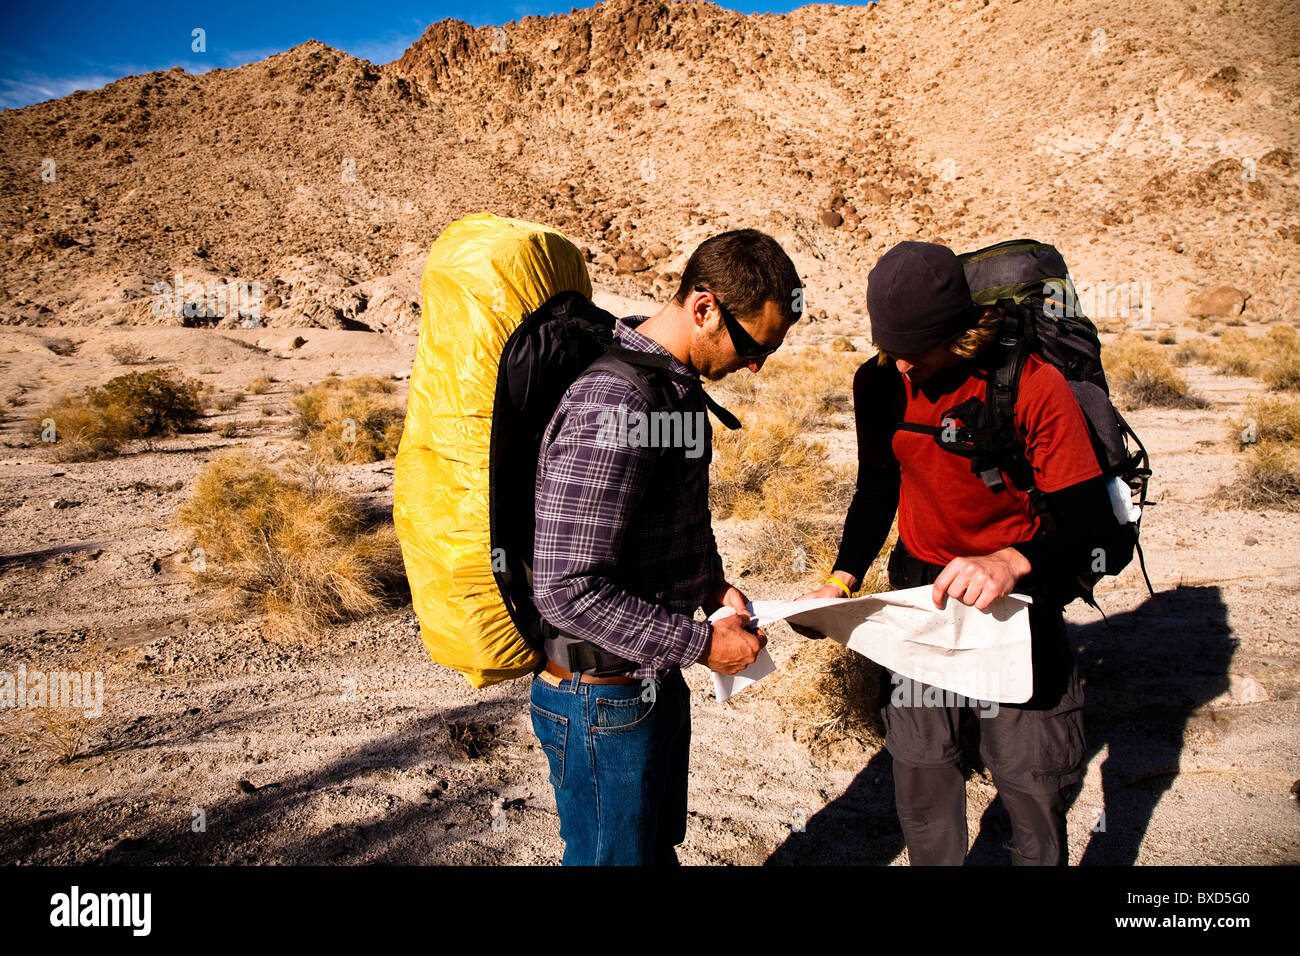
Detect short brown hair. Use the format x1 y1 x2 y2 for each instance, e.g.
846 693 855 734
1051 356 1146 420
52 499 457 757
673 229 803 325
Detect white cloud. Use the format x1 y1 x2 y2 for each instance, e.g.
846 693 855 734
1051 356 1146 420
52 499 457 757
0 71 124 110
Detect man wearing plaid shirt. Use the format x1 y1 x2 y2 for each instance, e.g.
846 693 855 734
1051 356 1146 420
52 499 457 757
531 229 803 865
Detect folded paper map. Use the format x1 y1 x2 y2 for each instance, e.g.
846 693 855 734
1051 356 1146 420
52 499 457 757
707 587 1033 704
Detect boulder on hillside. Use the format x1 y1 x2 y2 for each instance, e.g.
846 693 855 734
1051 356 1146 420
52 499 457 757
615 252 650 274
1188 285 1250 317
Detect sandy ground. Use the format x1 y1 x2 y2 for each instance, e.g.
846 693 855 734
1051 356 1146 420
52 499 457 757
0 317 1297 866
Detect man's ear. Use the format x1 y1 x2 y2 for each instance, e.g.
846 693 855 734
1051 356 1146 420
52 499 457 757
688 289 712 330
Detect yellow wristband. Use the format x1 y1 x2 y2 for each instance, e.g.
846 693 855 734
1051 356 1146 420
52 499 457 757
825 576 852 598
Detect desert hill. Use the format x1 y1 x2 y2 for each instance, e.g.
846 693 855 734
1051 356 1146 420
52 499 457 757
0 0 1297 336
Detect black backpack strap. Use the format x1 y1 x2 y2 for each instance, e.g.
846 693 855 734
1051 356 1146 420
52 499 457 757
584 349 667 409
701 390 741 430
590 345 742 430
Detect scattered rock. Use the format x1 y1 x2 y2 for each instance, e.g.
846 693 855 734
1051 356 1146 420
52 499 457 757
1228 674 1266 704
615 252 650 274
1259 148 1293 170
49 498 79 510
820 210 844 229
1188 285 1249 317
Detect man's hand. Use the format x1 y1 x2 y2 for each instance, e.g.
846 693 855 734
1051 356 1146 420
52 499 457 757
931 547 1031 611
789 572 858 639
712 582 751 619
699 610 766 675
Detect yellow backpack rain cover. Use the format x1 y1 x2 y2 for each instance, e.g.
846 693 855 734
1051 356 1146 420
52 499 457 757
394 213 592 687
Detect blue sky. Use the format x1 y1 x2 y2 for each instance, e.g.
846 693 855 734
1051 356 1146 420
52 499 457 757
0 1 874 111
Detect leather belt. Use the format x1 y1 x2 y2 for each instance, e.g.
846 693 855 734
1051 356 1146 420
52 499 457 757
539 659 639 686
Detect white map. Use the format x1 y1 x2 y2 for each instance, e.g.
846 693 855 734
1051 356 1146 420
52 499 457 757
707 586 1033 705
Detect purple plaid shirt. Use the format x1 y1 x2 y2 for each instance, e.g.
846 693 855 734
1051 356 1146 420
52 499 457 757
532 316 723 680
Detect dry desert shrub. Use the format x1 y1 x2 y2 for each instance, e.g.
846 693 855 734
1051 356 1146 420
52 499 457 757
107 341 148 365
248 375 275 394
709 350 857 520
33 368 205 461
213 390 246 411
1104 335 1208 408
1221 394 1300 510
174 451 405 637
1239 395 1300 445
750 535 895 757
1173 327 1300 389
292 374 405 463
1218 443 1300 512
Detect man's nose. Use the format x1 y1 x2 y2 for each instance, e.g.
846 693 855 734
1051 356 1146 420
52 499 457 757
895 359 914 376
747 356 767 373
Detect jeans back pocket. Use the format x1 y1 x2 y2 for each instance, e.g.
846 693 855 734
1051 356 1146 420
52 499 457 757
530 701 569 788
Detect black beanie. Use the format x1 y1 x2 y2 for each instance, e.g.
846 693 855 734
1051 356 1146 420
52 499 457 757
867 241 977 354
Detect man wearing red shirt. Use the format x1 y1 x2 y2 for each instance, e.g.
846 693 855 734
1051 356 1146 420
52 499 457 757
801 241 1119 865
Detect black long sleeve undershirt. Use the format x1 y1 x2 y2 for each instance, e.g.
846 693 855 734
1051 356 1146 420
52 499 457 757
832 359 903 583
832 464 899 583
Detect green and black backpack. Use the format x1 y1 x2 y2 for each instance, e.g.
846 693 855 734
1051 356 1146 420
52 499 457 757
897 239 1154 603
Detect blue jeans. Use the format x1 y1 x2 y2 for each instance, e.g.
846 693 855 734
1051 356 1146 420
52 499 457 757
530 668 690 866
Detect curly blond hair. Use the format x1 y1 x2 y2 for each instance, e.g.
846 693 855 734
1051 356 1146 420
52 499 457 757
875 305 1003 365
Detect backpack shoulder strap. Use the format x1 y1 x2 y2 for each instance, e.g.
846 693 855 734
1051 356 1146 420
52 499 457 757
585 344 742 430
583 349 667 410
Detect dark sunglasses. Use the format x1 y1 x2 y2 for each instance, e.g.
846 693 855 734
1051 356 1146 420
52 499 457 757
694 285 779 360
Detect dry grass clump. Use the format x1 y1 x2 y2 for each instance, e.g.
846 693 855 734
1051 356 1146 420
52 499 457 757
709 351 857 520
1220 393 1300 511
33 368 204 461
174 451 405 637
214 390 246 412
1263 338 1300 391
1104 335 1208 409
1218 443 1300 512
292 374 405 463
248 375 275 394
1239 395 1300 445
751 537 894 756
0 639 117 765
710 350 890 756
107 342 148 365
2 706 93 765
1173 327 1300 390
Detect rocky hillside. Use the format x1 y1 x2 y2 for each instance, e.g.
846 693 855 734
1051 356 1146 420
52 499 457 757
0 0 1296 335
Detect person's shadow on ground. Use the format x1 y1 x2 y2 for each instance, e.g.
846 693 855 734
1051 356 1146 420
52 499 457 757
766 585 1233 865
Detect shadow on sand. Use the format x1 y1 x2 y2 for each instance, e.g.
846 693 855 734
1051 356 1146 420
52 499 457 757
766 585 1232 865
